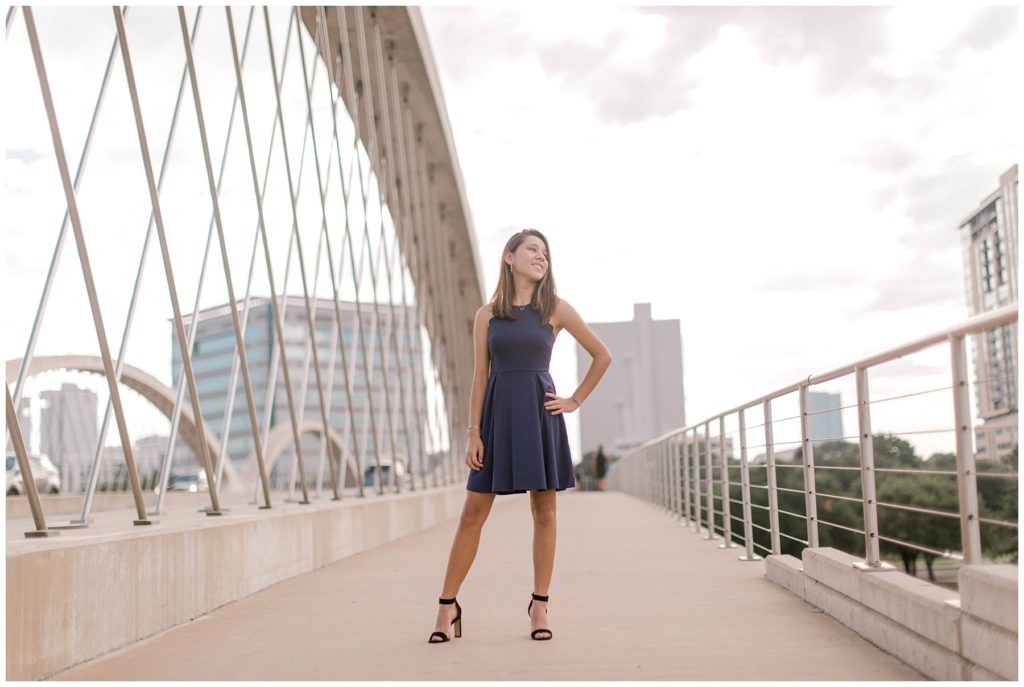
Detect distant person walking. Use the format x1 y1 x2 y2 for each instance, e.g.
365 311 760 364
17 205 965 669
428 229 612 643
593 444 608 491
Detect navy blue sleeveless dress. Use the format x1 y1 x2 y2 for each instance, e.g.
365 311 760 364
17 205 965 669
466 303 576 495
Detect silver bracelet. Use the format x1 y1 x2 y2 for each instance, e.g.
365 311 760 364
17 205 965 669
467 425 480 432
571 395 582 407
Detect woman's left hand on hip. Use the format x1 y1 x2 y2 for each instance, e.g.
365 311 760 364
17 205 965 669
544 392 578 415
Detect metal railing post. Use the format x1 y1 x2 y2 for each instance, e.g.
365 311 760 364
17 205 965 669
682 429 692 527
738 407 759 561
651 447 656 506
672 432 682 520
950 334 983 564
666 436 673 514
651 446 657 506
719 415 737 549
691 427 701 533
654 444 661 508
704 421 716 540
763 399 781 555
661 441 668 511
654 444 660 508
648 448 654 505
639 450 644 501
799 384 820 548
855 366 882 567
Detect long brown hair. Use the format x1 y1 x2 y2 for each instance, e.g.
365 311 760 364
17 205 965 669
489 229 559 325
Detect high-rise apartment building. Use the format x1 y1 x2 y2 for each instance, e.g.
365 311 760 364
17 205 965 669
576 303 685 456
39 383 98 492
807 391 844 443
958 164 1018 461
172 297 429 484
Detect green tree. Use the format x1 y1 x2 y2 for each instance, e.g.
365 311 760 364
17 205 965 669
876 472 959 580
977 446 1018 562
872 434 919 468
925 449 1017 563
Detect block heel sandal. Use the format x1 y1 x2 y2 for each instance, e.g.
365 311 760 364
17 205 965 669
428 596 462 643
527 593 552 640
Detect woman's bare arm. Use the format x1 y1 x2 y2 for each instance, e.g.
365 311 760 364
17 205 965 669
465 304 492 470
556 299 612 406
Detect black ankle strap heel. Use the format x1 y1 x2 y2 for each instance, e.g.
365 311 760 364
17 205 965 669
428 597 462 643
527 593 552 640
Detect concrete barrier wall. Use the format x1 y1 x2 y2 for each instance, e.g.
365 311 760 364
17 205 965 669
766 547 1018 681
6 485 466 680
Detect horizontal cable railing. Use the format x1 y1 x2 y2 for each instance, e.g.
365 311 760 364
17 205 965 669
609 304 1018 584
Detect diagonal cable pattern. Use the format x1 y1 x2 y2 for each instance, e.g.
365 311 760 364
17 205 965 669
6 7 482 536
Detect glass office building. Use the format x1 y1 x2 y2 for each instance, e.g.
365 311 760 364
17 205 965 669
172 296 430 488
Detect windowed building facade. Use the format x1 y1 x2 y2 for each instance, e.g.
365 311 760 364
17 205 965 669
958 164 1018 461
171 296 430 487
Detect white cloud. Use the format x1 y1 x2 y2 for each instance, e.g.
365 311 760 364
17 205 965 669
421 5 1018 460
2 6 1017 466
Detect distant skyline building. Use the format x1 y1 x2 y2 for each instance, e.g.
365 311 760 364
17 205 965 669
958 164 1018 461
39 383 98 492
101 434 166 488
6 398 32 455
575 303 685 457
807 391 844 443
171 296 429 486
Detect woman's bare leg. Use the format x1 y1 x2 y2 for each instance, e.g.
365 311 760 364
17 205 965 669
529 488 557 638
430 490 496 641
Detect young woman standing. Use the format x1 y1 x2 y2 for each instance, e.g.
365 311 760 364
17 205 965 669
428 229 613 643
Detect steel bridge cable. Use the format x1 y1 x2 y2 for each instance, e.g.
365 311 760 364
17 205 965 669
156 8 258 512
22 6 153 526
296 8 364 498
175 6 274 508
223 5 315 504
12 6 131 411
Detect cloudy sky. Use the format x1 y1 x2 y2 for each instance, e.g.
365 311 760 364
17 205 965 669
3 4 1018 464
419 4 1018 457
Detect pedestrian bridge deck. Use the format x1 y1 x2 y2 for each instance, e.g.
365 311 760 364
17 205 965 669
41 490 921 680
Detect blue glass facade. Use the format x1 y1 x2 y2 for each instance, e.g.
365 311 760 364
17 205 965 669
172 296 428 482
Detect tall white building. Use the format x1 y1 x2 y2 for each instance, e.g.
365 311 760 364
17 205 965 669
575 303 685 456
39 383 98 492
958 164 1018 461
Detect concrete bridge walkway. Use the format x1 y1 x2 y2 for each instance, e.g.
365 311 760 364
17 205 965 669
52 490 922 680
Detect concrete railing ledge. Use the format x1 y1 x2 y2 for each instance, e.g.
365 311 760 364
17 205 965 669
763 547 1018 681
